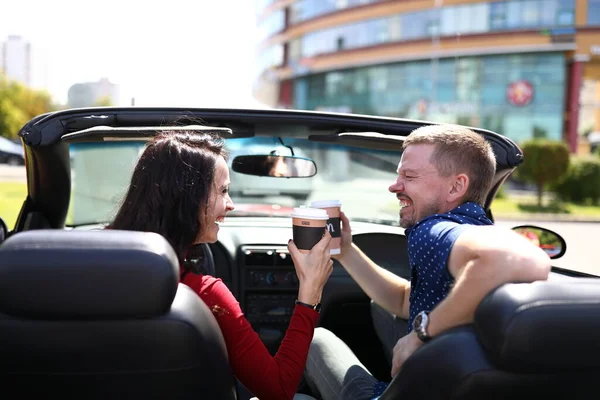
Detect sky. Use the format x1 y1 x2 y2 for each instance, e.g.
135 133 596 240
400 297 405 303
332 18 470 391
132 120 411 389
0 0 262 108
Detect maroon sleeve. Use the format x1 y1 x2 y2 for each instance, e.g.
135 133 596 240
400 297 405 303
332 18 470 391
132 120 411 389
183 274 319 400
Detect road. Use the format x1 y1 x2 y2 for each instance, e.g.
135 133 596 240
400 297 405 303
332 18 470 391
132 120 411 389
495 219 599 276
0 164 26 182
1 165 598 275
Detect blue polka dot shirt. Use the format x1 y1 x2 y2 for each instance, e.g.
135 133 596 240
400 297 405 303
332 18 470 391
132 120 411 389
370 202 493 400
404 201 493 332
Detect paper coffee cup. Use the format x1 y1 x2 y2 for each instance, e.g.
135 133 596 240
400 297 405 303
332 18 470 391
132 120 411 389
310 200 342 255
290 207 329 253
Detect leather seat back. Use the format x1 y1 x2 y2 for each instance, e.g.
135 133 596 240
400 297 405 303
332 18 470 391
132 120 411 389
0 229 236 399
381 279 600 400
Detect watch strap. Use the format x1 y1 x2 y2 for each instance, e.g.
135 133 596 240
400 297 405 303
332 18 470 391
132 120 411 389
295 300 321 313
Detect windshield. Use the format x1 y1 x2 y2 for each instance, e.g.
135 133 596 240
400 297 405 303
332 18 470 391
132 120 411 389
66 137 402 227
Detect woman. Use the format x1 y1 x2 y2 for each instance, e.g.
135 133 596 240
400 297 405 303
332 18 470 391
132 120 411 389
109 130 333 400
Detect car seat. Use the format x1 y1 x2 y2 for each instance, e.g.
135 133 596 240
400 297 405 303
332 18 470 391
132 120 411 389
0 229 236 399
380 279 600 400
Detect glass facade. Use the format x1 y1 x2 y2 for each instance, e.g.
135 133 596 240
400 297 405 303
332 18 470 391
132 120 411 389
290 0 386 24
289 0 575 61
294 52 566 144
589 0 600 25
256 9 285 42
255 44 284 77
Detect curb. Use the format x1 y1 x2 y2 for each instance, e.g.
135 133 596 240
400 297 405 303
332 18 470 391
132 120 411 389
494 213 600 223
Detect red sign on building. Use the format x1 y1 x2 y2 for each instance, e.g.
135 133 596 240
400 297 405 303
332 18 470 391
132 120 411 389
507 80 534 107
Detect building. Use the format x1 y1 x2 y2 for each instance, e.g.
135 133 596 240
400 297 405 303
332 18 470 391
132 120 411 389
67 78 120 108
253 0 600 152
1 35 31 86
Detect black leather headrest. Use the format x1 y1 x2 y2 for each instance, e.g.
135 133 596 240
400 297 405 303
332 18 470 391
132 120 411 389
0 229 180 319
475 279 600 372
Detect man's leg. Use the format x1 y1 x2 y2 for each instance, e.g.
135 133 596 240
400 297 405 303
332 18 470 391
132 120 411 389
370 301 408 368
305 327 381 400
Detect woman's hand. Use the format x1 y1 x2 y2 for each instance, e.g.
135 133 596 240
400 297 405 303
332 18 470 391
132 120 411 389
288 231 334 305
333 211 353 261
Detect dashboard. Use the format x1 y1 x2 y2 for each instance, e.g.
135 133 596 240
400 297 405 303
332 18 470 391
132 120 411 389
76 216 574 362
209 217 409 354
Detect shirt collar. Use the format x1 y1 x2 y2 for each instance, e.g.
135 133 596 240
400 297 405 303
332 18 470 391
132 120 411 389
404 201 489 237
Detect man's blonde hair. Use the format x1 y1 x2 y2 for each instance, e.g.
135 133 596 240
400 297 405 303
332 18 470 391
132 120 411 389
403 124 496 206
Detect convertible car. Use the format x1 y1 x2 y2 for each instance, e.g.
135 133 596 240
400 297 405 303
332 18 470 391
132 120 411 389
0 107 598 400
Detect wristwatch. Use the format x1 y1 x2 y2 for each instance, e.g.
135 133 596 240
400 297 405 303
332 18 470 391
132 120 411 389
413 310 432 342
295 300 321 313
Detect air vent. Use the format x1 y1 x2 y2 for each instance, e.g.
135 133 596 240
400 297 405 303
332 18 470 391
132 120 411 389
243 248 276 266
241 246 292 267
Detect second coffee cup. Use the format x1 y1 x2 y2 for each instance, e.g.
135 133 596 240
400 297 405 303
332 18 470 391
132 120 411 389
290 207 329 253
310 200 342 255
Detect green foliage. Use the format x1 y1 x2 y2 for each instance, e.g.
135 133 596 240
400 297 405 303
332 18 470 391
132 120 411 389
554 157 600 205
93 96 113 107
532 126 548 139
0 73 58 139
516 140 570 207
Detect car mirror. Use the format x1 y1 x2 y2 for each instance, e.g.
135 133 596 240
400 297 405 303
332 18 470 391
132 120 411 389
512 225 566 260
231 155 317 178
0 217 8 243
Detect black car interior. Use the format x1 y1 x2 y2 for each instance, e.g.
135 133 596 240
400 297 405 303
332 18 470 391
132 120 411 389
1 107 597 399
0 229 236 399
381 279 600 400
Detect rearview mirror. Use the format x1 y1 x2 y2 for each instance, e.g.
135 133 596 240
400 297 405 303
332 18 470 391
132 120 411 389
231 155 317 178
512 225 566 260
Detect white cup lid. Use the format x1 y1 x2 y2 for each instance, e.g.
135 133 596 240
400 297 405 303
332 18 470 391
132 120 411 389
310 200 342 208
290 207 329 220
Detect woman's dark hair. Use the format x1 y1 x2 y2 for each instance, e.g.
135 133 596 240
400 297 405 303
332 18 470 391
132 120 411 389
108 131 228 263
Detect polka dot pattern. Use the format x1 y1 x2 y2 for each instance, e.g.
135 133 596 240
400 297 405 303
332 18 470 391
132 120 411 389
404 202 493 332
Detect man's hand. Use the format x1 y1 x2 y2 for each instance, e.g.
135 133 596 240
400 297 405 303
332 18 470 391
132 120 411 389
332 211 353 261
391 332 424 377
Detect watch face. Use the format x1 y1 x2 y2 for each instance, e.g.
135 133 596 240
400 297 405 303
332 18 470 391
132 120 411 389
414 312 423 328
413 311 430 339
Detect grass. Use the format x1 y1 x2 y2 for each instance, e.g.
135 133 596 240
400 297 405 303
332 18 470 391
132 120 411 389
492 197 600 217
381 192 600 220
0 181 27 229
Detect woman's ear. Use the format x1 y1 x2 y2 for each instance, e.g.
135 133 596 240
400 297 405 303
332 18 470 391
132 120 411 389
448 173 469 202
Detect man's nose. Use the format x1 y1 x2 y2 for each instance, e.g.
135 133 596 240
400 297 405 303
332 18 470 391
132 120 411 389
389 179 403 193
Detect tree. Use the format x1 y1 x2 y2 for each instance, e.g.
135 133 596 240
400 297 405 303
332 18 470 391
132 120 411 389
516 140 570 207
532 125 548 139
0 73 58 139
94 96 113 107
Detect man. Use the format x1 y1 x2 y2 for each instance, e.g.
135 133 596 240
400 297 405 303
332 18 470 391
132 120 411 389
304 124 551 400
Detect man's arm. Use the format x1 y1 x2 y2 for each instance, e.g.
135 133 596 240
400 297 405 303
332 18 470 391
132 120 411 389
336 212 410 319
391 225 551 377
426 225 551 336
338 243 411 319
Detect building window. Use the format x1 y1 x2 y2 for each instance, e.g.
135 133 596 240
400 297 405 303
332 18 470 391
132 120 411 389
292 53 565 142
589 0 600 25
285 0 577 61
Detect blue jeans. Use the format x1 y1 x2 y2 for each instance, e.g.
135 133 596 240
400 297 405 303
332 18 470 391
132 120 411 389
304 302 408 400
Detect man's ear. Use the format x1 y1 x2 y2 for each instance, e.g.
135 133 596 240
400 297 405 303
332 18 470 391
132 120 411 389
447 173 469 202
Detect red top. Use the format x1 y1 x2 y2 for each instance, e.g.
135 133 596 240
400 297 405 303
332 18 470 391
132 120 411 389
181 272 319 400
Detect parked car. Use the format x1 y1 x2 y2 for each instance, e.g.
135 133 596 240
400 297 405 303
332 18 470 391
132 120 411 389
0 107 598 400
0 136 24 165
